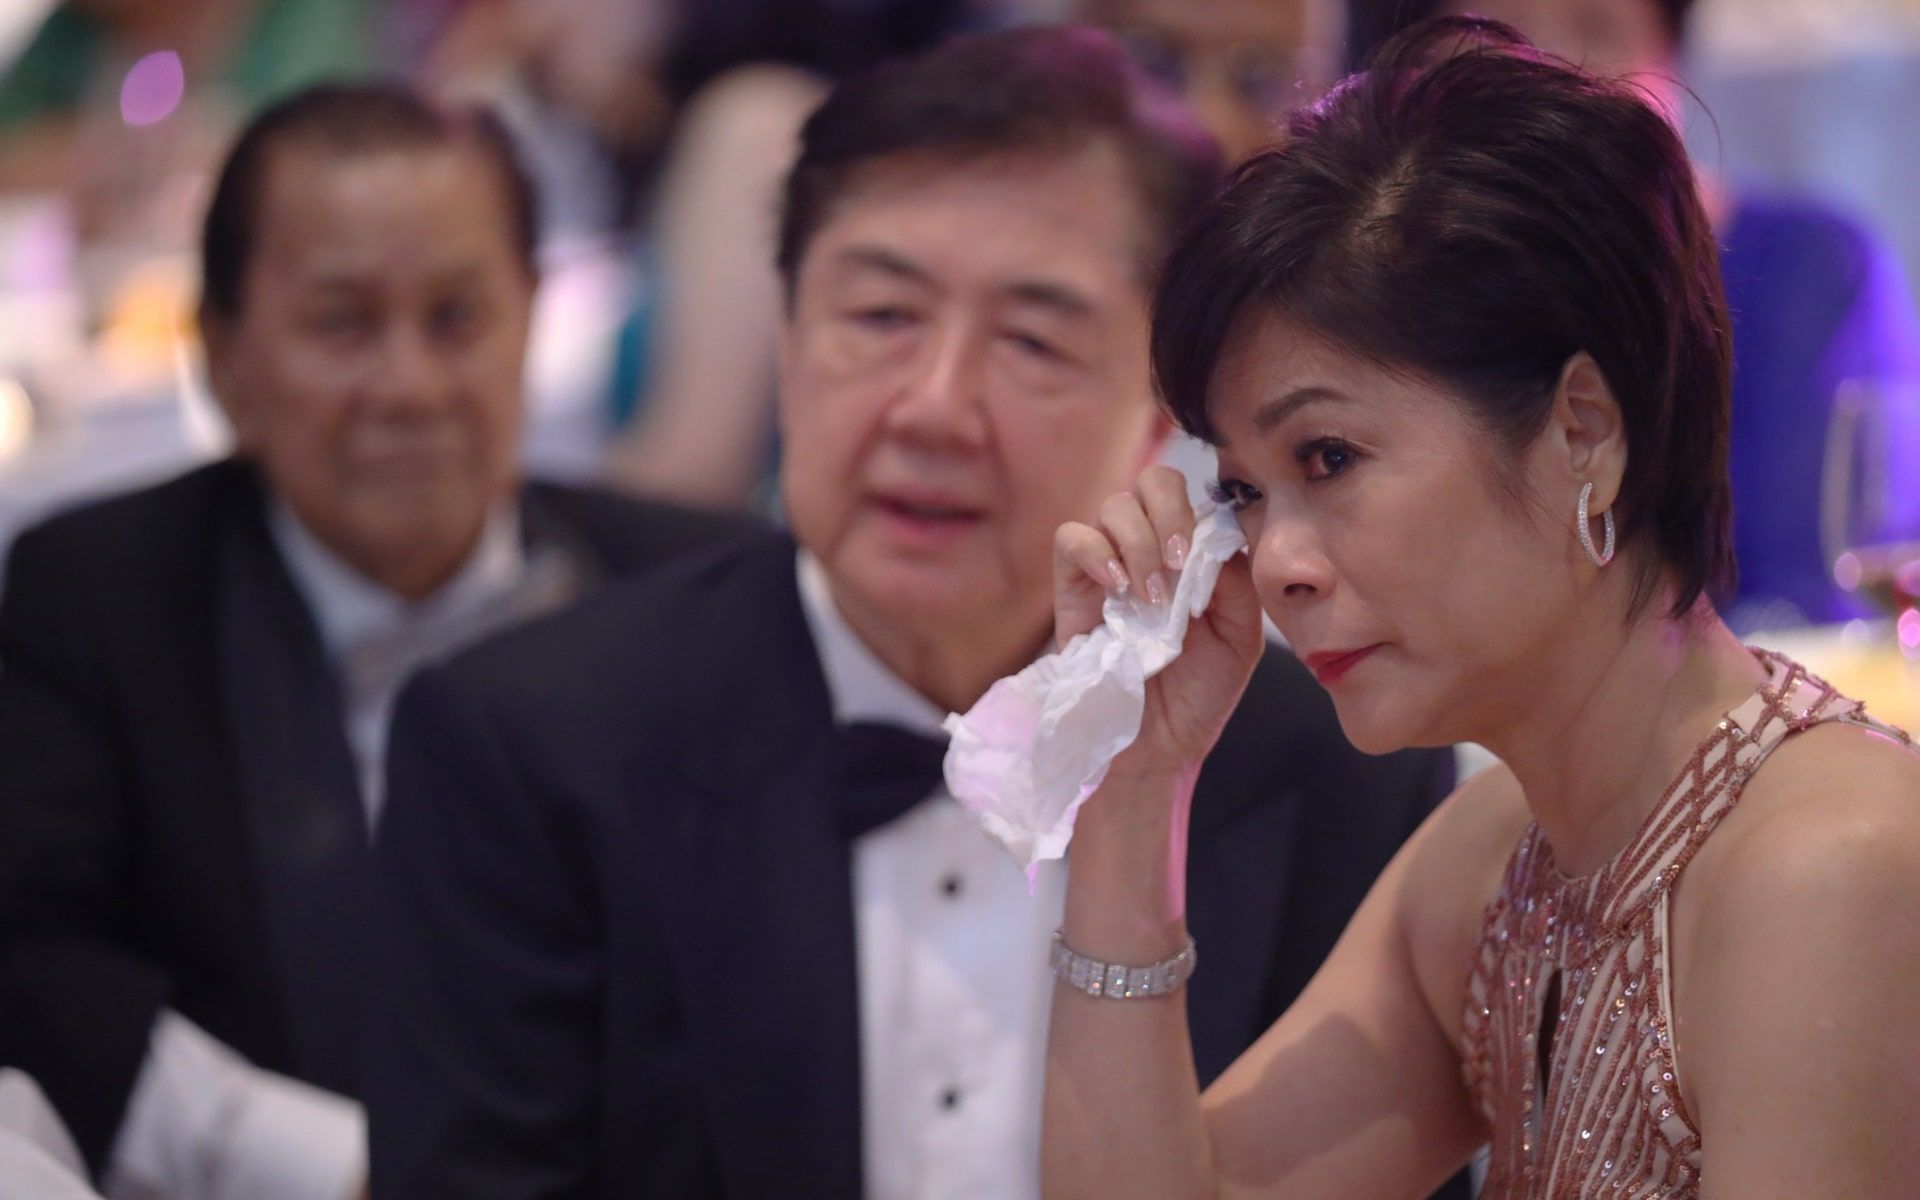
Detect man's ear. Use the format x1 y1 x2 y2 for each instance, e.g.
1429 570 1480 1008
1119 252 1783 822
1549 351 1627 514
771 304 799 443
198 304 254 454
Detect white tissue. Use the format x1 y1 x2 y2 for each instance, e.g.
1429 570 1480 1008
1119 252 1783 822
942 504 1248 880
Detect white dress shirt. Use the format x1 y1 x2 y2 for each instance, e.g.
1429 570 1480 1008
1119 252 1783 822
0 1070 101 1200
796 553 1067 1200
107 504 529 1200
270 499 526 822
105 1014 365 1200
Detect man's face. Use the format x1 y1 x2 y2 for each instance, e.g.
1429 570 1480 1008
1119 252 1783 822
777 143 1167 652
204 142 533 597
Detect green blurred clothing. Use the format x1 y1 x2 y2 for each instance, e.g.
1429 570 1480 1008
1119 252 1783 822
0 0 383 130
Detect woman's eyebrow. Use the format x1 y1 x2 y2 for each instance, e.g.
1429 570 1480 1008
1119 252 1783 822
1252 386 1347 435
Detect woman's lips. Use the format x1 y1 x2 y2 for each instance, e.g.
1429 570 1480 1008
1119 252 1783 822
1302 644 1383 685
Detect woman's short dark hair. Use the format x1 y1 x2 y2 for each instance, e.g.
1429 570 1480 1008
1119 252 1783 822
776 25 1223 292
1153 16 1734 618
202 82 537 321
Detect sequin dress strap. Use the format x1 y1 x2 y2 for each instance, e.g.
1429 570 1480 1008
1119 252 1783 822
1458 651 1912 1199
1593 650 1865 932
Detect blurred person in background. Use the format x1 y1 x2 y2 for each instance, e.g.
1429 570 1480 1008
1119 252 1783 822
1436 0 1920 629
367 28 1463 1199
0 82 747 1199
595 58 829 507
415 0 681 245
1075 0 1346 164
1066 0 1346 496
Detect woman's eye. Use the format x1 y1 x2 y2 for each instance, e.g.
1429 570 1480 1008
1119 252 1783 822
1207 477 1263 511
1299 438 1362 481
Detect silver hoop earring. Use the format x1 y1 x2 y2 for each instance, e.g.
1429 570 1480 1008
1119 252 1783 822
1577 482 1615 568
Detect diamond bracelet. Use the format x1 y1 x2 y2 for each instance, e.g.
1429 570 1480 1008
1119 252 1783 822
1049 929 1198 1000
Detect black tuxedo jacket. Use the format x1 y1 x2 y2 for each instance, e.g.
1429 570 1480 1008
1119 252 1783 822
0 459 750 1171
368 532 1460 1199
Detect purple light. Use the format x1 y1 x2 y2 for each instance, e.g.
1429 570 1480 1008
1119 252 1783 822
120 51 185 128
1898 607 1920 652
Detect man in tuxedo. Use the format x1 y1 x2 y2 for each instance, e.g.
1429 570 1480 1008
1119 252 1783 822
0 84 746 1198
369 28 1459 1199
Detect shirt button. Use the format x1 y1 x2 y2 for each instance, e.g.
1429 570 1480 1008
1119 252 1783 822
939 873 963 899
940 1086 961 1111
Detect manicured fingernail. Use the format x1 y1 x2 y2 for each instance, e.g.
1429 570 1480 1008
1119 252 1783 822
1165 534 1187 571
1146 572 1168 607
1106 559 1131 590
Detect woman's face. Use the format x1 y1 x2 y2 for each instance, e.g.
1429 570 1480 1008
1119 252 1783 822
1209 312 1592 753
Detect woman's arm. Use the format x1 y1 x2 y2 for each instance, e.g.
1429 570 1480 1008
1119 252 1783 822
1041 468 1490 1200
1046 769 1495 1200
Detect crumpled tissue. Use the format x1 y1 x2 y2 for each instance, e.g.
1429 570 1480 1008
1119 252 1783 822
942 503 1247 883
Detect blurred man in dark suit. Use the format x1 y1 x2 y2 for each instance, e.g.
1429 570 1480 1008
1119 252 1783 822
0 83 747 1199
369 28 1459 1199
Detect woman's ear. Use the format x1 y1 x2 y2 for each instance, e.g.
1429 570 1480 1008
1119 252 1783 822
1551 351 1627 513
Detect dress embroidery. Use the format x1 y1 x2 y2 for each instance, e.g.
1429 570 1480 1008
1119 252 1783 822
1459 651 1913 1197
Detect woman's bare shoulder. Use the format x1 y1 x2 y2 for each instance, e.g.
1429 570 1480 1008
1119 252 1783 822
1667 720 1920 1180
1678 719 1920 1008
1704 718 1920 889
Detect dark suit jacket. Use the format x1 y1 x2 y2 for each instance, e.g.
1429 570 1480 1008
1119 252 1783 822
367 532 1461 1199
0 458 751 1172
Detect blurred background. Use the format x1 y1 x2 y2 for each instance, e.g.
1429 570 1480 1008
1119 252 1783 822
0 0 1916 713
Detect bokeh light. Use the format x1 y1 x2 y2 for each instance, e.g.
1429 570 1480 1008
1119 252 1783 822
120 51 186 128
1897 607 1920 656
1833 550 1863 592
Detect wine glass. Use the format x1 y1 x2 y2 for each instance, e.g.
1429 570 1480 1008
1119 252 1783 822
1820 377 1920 658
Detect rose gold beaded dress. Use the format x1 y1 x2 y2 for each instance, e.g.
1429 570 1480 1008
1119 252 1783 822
1460 651 1914 1198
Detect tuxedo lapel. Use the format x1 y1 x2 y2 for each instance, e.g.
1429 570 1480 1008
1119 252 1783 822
1181 678 1302 1086
517 484 609 591
636 542 866 1199
212 490 371 1096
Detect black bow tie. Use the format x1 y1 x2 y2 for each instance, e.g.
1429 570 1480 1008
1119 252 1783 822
829 721 950 840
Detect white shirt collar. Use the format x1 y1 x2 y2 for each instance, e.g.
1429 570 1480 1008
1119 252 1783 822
794 550 949 737
268 500 526 661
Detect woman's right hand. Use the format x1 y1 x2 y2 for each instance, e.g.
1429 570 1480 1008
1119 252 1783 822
1053 465 1267 784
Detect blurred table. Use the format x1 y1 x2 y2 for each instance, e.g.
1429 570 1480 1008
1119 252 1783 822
1749 620 1920 732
